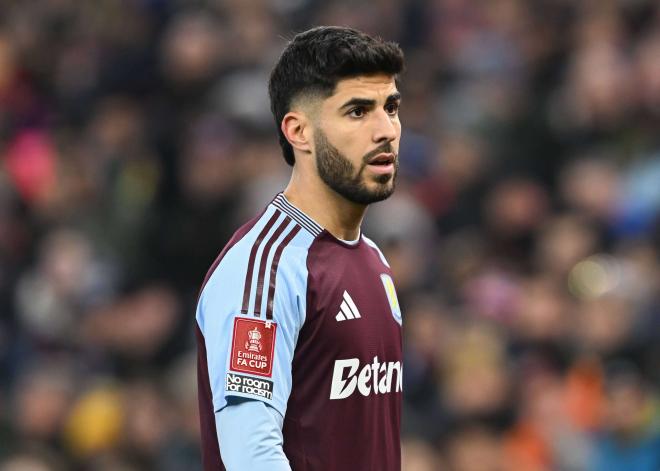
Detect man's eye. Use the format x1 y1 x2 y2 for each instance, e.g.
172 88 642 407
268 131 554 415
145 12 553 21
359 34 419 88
348 107 365 118
385 103 399 115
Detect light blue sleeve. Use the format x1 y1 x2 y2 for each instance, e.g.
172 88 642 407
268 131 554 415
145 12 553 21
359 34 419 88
216 398 291 471
196 208 313 418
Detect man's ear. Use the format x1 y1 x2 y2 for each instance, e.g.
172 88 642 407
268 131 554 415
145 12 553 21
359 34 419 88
281 111 313 154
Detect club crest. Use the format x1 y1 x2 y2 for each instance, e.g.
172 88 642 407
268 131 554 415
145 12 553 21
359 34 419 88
380 274 402 325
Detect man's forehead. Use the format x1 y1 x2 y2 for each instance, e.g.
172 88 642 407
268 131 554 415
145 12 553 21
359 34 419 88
330 74 398 101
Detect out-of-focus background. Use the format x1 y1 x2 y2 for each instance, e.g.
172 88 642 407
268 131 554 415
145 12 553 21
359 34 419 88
0 0 659 470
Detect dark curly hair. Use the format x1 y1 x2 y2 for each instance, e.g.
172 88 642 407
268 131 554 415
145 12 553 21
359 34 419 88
269 26 404 166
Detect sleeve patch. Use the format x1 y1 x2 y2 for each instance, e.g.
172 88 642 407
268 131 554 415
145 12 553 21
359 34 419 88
225 373 274 400
229 317 277 377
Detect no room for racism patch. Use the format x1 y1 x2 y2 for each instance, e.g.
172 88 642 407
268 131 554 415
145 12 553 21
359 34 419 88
225 373 274 400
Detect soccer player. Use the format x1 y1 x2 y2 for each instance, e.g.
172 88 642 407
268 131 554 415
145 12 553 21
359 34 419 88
196 26 404 470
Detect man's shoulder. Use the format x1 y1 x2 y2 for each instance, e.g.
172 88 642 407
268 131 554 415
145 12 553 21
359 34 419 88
226 203 318 268
201 203 318 297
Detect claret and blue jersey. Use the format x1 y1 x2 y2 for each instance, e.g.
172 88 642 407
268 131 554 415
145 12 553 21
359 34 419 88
196 193 403 471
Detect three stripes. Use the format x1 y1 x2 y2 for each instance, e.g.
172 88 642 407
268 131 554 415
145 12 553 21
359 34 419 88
241 196 320 320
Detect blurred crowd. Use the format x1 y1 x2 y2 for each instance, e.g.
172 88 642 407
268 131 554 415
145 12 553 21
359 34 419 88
1 0 659 470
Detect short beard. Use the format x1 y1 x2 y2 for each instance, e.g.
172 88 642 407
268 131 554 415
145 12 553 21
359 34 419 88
315 129 398 205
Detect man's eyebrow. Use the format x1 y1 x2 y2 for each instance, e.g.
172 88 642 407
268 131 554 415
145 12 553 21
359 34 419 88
339 92 402 110
339 97 376 109
386 92 402 102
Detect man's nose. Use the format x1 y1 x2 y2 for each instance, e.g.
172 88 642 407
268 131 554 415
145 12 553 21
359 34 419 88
372 109 398 144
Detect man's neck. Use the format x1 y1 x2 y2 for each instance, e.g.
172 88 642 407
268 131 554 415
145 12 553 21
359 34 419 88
283 172 366 241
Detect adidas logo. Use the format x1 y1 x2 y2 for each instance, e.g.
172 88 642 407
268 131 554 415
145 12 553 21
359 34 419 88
335 291 361 322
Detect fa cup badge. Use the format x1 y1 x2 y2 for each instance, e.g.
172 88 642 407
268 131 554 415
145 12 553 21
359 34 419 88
230 318 277 377
245 327 263 352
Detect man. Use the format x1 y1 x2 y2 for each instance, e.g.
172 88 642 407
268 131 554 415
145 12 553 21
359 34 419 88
196 26 404 470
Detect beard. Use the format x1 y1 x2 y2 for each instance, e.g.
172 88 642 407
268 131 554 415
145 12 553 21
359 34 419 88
315 129 398 205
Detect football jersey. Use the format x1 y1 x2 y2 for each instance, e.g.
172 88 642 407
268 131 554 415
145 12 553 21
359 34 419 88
196 193 403 471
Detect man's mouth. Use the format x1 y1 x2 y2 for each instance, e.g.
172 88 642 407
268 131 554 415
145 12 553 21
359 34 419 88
367 153 395 166
366 153 396 176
